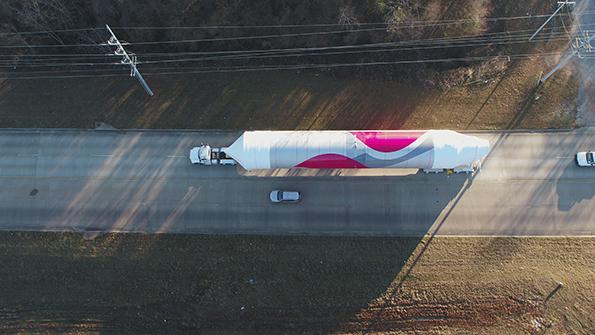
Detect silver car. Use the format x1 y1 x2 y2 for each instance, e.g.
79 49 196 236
270 190 301 203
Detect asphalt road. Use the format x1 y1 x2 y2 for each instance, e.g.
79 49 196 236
0 129 593 236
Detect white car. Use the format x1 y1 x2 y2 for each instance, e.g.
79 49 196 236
270 190 301 203
576 151 595 167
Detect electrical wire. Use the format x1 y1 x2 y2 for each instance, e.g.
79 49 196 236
100 10 595 30
137 34 572 65
0 27 101 36
3 9 595 37
0 11 587 37
124 26 594 57
0 33 568 68
0 51 564 80
0 21 585 70
1 11 592 49
0 24 584 60
0 28 575 68
7 51 569 76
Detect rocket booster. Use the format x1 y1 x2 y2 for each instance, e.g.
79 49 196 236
221 130 490 171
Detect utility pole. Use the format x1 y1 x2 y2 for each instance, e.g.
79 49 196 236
575 30 593 58
529 1 575 41
541 32 593 83
105 24 154 97
528 1 595 84
540 49 577 84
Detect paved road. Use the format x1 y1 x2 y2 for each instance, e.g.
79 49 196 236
0 129 593 236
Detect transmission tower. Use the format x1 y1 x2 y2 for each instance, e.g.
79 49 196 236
105 24 154 96
528 1 594 84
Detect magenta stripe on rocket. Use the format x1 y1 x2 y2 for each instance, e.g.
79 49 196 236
296 154 367 168
351 131 425 153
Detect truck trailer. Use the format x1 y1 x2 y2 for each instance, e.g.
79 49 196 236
189 130 490 173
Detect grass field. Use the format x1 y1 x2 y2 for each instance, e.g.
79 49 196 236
0 57 577 131
1 232 592 334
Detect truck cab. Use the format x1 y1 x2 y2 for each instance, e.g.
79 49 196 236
190 145 236 166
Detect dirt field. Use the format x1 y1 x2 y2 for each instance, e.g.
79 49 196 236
0 232 592 334
0 55 577 130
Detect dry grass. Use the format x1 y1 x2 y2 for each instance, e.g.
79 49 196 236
0 55 578 131
0 232 592 334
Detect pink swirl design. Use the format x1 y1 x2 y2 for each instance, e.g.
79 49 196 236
351 131 425 153
296 154 367 168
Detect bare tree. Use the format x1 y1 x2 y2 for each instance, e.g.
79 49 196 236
7 0 78 44
338 5 359 29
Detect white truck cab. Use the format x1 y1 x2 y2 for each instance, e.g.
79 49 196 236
190 145 236 166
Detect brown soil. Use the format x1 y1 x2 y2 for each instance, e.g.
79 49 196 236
0 233 592 334
0 55 578 131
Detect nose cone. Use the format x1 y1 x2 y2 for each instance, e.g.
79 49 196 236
475 138 490 161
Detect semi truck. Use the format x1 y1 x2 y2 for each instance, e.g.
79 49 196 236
189 144 236 166
189 130 490 173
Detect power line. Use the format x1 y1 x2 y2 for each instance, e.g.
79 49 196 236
0 51 564 80
0 11 587 37
0 55 118 63
127 25 594 57
0 24 584 70
0 27 101 36
124 24 587 48
138 35 571 65
1 11 592 49
1 26 394 49
0 61 121 68
121 28 573 60
0 24 587 61
0 25 529 49
0 27 544 60
0 53 117 58
110 11 593 29
8 51 568 76
0 32 571 68
0 27 578 68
